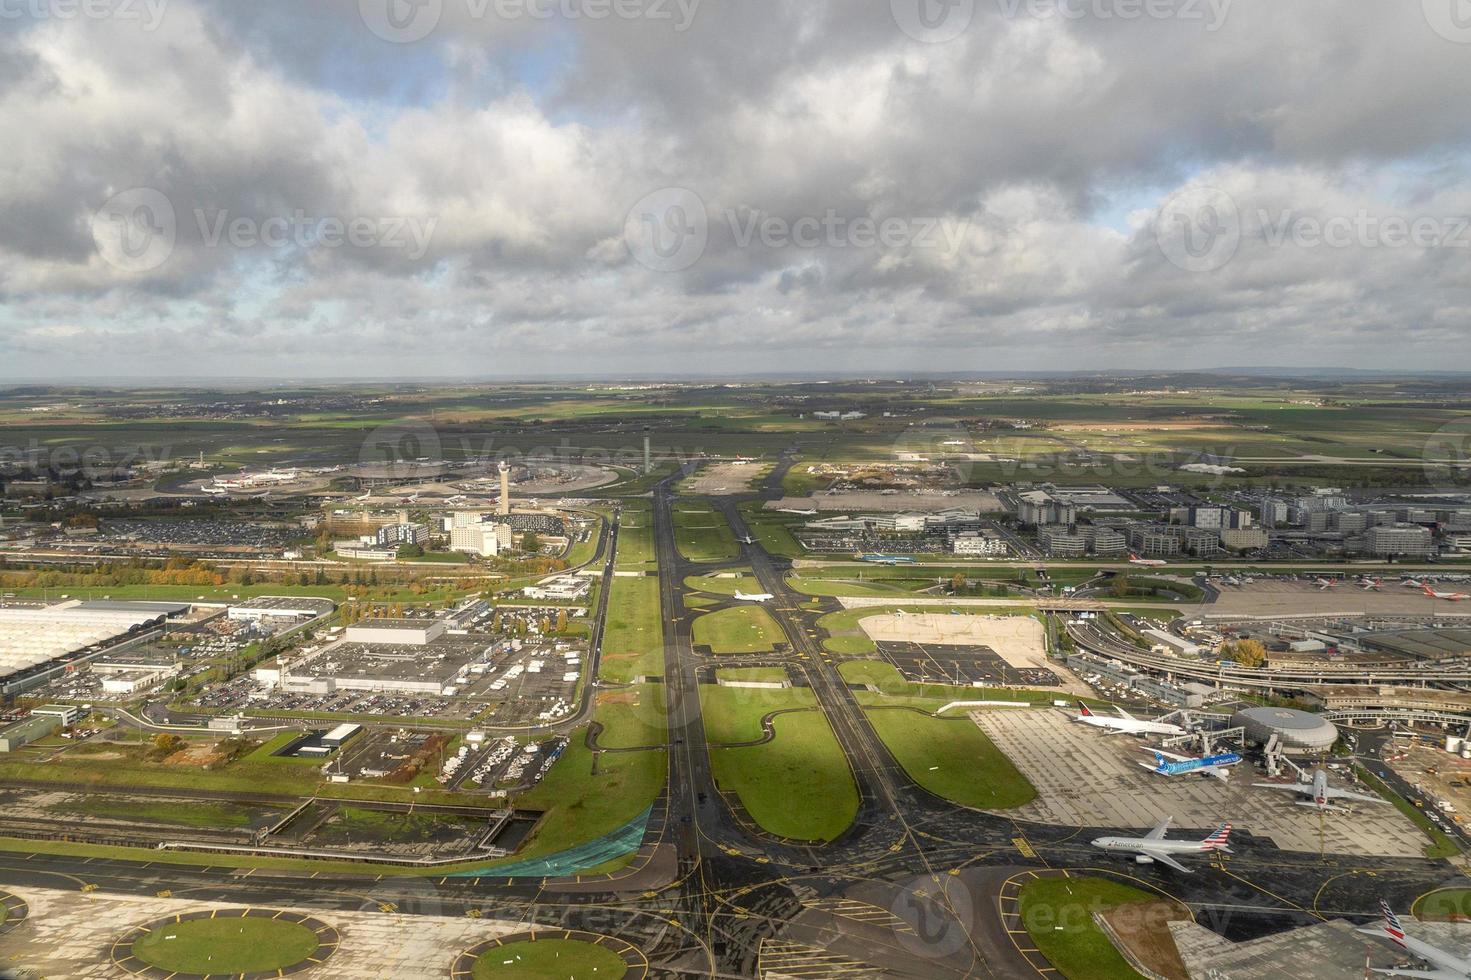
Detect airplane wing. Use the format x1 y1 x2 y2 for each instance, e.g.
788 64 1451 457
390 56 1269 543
1370 969 1464 979
1138 849 1193 873
1326 787 1392 806
1144 818 1172 840
1115 706 1136 721
1251 782 1308 795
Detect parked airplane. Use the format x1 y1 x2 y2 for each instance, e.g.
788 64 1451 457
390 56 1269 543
776 507 817 516
1139 748 1242 782
1129 553 1168 567
1361 577 1384 591
733 591 775 602
1423 584 1471 602
1359 900 1471 979
1091 818 1232 873
860 554 916 565
1252 769 1390 812
1315 577 1342 590
1073 701 1187 737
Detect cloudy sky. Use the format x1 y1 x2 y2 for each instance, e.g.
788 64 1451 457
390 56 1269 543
1 0 1469 379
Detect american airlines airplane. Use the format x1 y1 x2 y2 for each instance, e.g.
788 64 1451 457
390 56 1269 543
1360 900 1471 979
1139 748 1242 782
1423 584 1471 602
733 591 774 602
1128 552 1168 567
1252 768 1390 812
1091 818 1232 873
1073 701 1187 737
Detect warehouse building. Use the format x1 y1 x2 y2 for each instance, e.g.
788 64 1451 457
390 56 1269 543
0 599 189 696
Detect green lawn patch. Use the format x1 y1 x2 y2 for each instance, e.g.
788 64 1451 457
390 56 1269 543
865 708 1035 808
692 605 784 654
132 917 320 974
1354 766 1463 859
1018 877 1157 980
700 685 815 744
684 572 763 596
472 938 628 980
708 711 857 842
600 575 664 683
594 684 667 750
716 667 789 685
673 500 739 562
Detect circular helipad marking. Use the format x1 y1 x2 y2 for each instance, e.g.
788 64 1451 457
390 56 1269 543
0 891 29 936
449 929 649 979
110 907 339 979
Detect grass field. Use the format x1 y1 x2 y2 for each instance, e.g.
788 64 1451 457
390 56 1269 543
132 917 320 974
673 500 739 562
615 502 656 567
737 502 805 557
54 798 260 829
1018 877 1157 980
599 575 664 682
700 685 816 744
691 605 784 654
684 572 764 595
864 708 1035 808
594 684 668 749
1414 888 1471 920
471 939 628 979
708 711 858 842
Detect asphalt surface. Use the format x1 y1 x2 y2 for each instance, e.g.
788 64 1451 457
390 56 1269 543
0 457 1463 978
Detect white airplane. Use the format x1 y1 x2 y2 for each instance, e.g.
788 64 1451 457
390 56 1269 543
1361 577 1384 591
1360 900 1471 979
1091 818 1232 873
1315 576 1342 590
740 535 755 545
776 507 817 516
1423 584 1471 602
1073 701 1187 737
733 591 774 602
1129 553 1168 567
1252 769 1389 812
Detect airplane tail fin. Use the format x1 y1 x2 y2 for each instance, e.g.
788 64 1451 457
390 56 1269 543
1076 700 1094 718
1202 822 1232 851
1380 900 1408 949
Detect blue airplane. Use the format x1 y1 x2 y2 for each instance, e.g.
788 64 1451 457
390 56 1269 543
859 554 916 565
1138 748 1242 782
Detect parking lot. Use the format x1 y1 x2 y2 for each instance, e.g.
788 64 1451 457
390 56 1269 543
971 709 1428 857
875 641 1059 687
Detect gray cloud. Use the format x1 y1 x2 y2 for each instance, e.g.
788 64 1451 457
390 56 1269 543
0 0 1469 377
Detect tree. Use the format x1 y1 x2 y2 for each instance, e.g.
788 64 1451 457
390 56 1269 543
950 573 969 594
521 531 541 552
397 543 425 559
1226 638 1268 668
